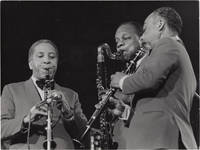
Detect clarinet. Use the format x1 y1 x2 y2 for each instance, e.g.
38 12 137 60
41 74 57 150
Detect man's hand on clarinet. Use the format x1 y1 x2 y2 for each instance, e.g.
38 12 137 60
108 97 125 116
23 105 47 124
110 72 126 88
49 90 73 119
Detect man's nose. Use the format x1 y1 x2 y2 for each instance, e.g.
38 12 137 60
117 41 124 50
43 56 51 64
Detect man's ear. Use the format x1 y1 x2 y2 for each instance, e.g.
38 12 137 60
29 61 33 70
157 19 165 31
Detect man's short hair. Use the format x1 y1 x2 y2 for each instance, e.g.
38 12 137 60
120 21 143 37
28 39 59 62
153 7 183 35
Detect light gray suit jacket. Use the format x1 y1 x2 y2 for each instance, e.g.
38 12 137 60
113 37 197 149
1 78 88 149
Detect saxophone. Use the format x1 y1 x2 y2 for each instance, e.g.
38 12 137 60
95 44 121 150
75 43 146 149
95 43 146 149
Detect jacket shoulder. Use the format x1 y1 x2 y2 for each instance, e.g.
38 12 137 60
3 80 27 90
55 84 78 97
152 37 183 55
155 37 182 49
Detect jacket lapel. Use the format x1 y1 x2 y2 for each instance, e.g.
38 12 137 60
24 78 42 107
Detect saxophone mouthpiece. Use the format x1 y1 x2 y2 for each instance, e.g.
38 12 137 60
97 46 105 63
98 43 124 60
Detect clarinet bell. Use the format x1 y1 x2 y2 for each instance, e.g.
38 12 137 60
73 138 85 149
43 139 57 150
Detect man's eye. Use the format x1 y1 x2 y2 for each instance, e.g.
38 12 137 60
49 56 56 59
49 54 56 59
37 55 43 58
123 36 131 40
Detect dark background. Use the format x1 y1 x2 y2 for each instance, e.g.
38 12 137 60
1 1 199 147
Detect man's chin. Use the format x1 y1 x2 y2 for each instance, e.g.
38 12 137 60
123 54 131 61
38 74 54 80
124 51 137 61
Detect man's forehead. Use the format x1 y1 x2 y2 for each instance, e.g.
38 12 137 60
144 13 158 25
115 24 136 36
144 14 152 24
34 43 56 53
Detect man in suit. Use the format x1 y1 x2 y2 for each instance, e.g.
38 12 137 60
103 21 143 148
110 7 197 149
1 39 89 149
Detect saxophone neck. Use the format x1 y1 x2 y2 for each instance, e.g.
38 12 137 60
98 43 124 60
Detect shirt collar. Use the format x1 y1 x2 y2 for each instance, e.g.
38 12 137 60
170 35 184 45
31 75 39 88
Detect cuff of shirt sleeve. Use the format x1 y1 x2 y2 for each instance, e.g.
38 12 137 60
63 115 74 121
119 75 129 90
119 104 130 121
21 116 30 133
62 109 74 120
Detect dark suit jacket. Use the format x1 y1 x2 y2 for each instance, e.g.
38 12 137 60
1 78 88 149
113 37 197 149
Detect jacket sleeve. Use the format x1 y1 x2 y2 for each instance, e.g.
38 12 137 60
62 91 89 146
1 85 25 139
122 39 179 94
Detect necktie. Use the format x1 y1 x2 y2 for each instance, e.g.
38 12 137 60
36 79 55 90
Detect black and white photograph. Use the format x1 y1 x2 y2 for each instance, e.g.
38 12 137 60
1 1 199 149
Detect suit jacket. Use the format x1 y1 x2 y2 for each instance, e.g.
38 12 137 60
113 37 197 149
1 78 88 149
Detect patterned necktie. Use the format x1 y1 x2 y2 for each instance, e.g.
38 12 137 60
36 79 55 90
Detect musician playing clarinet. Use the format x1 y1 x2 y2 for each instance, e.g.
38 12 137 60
110 7 197 149
1 39 89 149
